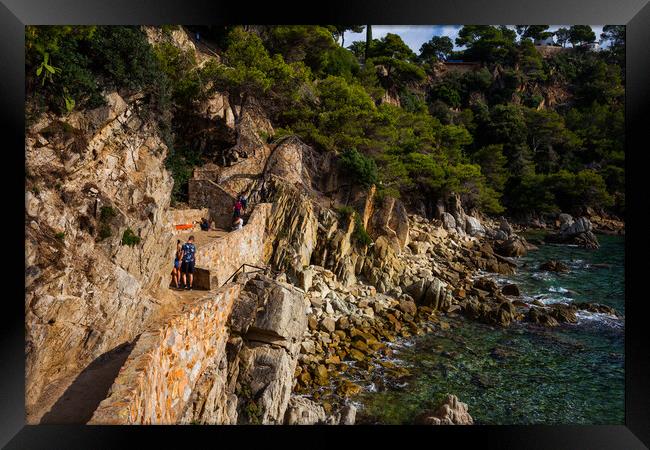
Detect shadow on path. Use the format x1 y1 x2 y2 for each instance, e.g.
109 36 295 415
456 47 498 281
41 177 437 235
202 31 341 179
39 339 137 424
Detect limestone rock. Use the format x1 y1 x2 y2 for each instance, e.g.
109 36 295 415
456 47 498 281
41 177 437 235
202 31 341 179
465 216 485 237
546 215 599 249
284 396 327 425
414 394 473 425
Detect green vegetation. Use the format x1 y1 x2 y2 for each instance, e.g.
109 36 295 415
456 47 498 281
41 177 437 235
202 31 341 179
121 228 142 246
55 232 65 241
339 148 378 188
98 206 116 240
26 26 170 118
353 214 373 247
100 206 116 222
336 206 373 247
27 24 624 218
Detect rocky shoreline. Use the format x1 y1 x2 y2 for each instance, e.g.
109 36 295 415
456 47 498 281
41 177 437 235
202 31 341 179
280 212 621 423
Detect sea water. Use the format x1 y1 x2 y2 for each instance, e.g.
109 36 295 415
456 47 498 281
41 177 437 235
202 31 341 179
354 234 625 424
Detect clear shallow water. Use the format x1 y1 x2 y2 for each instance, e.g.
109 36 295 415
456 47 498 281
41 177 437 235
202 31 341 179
355 234 625 425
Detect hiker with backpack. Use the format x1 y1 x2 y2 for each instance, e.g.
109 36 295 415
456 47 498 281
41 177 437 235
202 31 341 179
180 235 196 290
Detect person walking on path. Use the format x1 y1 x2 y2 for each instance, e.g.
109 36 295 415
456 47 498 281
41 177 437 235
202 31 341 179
238 194 248 214
233 198 243 220
171 239 184 289
181 235 196 290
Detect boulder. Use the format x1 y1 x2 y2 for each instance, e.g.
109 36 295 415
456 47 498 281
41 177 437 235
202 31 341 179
526 307 559 327
338 405 357 425
549 304 578 323
368 196 410 250
441 213 457 231
284 396 327 425
465 216 485 237
473 277 498 293
397 299 417 316
574 302 618 316
413 394 473 425
546 216 599 249
539 260 570 273
494 236 527 257
501 284 521 296
320 317 336 333
499 217 513 236
245 276 308 352
298 268 314 292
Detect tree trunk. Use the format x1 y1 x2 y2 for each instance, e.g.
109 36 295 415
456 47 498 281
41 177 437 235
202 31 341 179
365 25 372 61
230 92 248 148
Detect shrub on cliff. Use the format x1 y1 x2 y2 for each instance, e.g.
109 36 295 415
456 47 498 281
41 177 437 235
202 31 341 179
339 148 378 188
121 228 142 247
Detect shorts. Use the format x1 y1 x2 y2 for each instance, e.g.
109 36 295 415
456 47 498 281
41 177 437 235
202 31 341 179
181 260 195 274
174 259 181 269
233 209 241 218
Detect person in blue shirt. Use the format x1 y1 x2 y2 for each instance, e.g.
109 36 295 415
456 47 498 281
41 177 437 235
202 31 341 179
181 235 196 290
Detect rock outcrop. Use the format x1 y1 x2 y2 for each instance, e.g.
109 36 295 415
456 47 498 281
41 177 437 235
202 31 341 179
545 214 600 249
180 274 308 424
25 91 176 419
414 394 474 425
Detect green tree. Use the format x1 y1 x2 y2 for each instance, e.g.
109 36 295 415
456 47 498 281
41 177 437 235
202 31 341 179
330 25 365 47
339 147 378 187
472 144 509 193
456 25 518 65
600 25 625 71
419 35 454 62
365 25 372 61
554 27 570 47
524 108 580 173
515 25 552 41
204 27 307 143
568 25 596 47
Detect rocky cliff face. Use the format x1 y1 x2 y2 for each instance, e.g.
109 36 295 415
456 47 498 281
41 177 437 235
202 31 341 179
25 91 176 419
179 273 312 424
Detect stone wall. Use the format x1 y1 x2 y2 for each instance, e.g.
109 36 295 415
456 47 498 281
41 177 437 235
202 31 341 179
188 179 236 229
168 208 209 234
194 203 272 286
89 284 240 424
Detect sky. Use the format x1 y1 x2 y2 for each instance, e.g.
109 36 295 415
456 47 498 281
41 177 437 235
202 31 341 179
345 25 608 53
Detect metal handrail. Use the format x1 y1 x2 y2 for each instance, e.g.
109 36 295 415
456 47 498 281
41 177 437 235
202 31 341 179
221 263 272 287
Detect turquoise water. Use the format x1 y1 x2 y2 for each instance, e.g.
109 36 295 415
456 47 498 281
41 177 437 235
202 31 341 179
354 234 625 424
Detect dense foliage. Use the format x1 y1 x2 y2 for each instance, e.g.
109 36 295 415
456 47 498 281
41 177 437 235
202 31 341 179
26 24 625 217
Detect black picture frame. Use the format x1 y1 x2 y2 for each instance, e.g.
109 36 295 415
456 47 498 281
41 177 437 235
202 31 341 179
2 0 648 447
